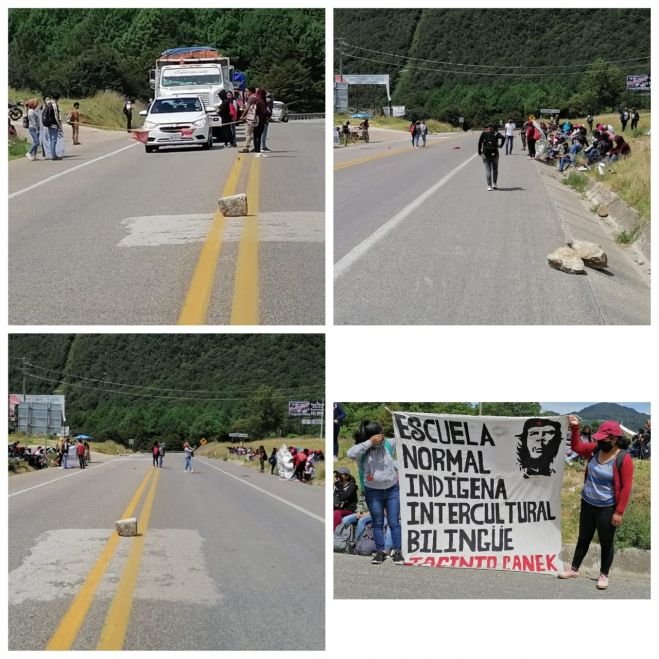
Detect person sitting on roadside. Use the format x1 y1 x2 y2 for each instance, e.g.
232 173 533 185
606 134 631 164
333 467 358 529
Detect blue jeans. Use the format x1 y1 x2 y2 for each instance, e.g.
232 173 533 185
339 513 393 550
48 126 60 158
261 122 269 149
28 127 40 156
558 156 572 172
185 455 192 471
505 135 514 154
364 483 401 552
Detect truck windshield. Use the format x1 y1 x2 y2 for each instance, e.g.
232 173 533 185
150 98 203 114
162 68 222 87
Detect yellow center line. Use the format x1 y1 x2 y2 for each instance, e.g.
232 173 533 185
96 469 161 650
334 142 436 171
177 155 244 324
230 155 260 324
46 469 155 651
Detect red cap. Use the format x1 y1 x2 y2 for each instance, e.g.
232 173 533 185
592 420 623 440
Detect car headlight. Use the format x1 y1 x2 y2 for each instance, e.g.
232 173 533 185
142 120 157 129
191 118 206 129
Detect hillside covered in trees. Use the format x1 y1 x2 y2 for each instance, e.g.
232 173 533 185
9 334 325 447
9 8 324 110
335 8 650 126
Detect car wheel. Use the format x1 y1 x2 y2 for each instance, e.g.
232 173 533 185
202 132 213 150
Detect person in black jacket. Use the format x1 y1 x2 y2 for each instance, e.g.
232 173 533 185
477 123 505 191
333 467 358 530
334 403 346 458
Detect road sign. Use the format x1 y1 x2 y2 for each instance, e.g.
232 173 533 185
458 117 464 124
301 418 323 425
626 73 650 91
229 432 249 438
288 400 324 417
128 438 134 446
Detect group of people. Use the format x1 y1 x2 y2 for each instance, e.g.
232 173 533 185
23 94 81 161
409 120 429 147
236 87 275 154
151 441 167 468
228 444 324 480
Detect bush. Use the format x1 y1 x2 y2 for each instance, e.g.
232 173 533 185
562 171 588 193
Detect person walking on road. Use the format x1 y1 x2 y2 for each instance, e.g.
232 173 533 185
525 120 538 159
41 93 63 160
76 439 86 469
418 119 428 147
558 416 634 590
477 123 505 191
258 445 267 473
123 98 133 132
184 442 194 472
347 420 403 565
69 102 81 145
239 87 258 153
504 117 516 154
261 93 274 151
152 441 160 468
24 99 40 161
159 442 166 468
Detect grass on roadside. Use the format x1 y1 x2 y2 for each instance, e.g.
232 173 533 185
8 138 30 160
562 171 588 194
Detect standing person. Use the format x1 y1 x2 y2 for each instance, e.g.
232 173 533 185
293 448 309 481
258 445 267 473
333 467 358 530
261 93 274 151
76 440 86 469
159 443 166 468
183 442 194 473
477 123 505 191
152 441 160 468
41 93 63 160
520 123 527 151
24 99 40 161
504 117 516 154
620 107 629 132
69 102 81 145
268 447 278 475
252 88 268 154
84 441 90 465
227 91 239 146
412 121 421 147
217 90 232 147
38 96 50 158
347 420 403 565
586 113 594 134
239 87 258 153
334 403 346 458
525 120 538 159
409 120 417 147
418 119 428 147
123 98 133 132
341 120 351 147
630 108 640 131
61 437 70 469
559 416 634 590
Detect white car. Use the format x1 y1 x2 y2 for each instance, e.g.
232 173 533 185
141 96 213 153
271 100 288 122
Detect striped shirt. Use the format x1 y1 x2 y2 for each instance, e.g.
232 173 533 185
582 457 616 507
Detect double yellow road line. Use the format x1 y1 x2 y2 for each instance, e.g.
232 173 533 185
178 153 261 325
46 468 160 651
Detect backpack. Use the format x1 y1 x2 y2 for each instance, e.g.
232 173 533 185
354 522 377 556
586 447 628 485
333 522 356 553
481 131 499 158
41 103 55 128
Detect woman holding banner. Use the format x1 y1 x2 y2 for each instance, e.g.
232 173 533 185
558 415 634 590
347 420 403 566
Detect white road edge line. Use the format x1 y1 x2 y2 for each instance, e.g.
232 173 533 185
9 143 139 200
8 458 124 498
198 458 324 524
334 153 478 279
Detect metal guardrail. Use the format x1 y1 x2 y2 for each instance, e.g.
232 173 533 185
287 112 325 121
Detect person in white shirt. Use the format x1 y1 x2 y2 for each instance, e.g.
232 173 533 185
504 118 516 155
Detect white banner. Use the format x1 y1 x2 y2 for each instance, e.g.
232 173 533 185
394 412 567 574
276 444 295 480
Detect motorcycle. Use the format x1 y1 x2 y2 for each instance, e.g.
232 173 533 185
9 101 24 122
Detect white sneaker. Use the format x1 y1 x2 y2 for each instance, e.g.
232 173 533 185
487 186 492 191
492 184 497 189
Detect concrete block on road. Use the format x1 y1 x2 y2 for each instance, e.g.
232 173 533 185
547 246 585 274
217 193 248 217
568 239 608 269
115 517 138 536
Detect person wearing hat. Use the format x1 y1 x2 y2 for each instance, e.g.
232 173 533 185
558 415 634 590
333 466 358 530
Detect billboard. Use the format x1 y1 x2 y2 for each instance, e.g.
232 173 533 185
626 74 650 91
288 400 324 417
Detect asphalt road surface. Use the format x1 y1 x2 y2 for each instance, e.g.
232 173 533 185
8 453 324 650
334 553 650 599
334 129 649 324
9 120 324 325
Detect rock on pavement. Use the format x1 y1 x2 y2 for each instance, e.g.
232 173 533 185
217 193 248 217
547 246 585 274
115 517 138 536
568 239 608 269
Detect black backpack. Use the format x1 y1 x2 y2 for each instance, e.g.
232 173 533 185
482 131 499 158
41 103 55 128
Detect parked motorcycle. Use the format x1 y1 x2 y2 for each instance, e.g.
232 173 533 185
9 101 24 122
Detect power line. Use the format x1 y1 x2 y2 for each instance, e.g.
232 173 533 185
340 41 650 71
18 360 323 396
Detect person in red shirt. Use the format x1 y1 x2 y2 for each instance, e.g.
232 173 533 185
558 415 634 590
75 440 86 469
293 448 309 481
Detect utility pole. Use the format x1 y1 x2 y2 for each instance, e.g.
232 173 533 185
21 356 28 438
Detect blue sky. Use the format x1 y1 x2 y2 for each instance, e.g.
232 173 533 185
540 402 651 415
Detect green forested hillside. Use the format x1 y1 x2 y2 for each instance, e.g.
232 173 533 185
8 8 324 110
9 334 325 446
576 403 650 431
335 9 650 125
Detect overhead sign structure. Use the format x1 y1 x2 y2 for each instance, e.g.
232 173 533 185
626 74 650 91
393 411 567 574
340 74 391 101
288 400 324 417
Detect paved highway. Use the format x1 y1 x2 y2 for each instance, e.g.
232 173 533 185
334 129 649 324
9 120 324 325
334 553 650 599
8 453 324 650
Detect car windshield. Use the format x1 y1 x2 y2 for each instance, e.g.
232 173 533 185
150 99 203 114
161 69 221 87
